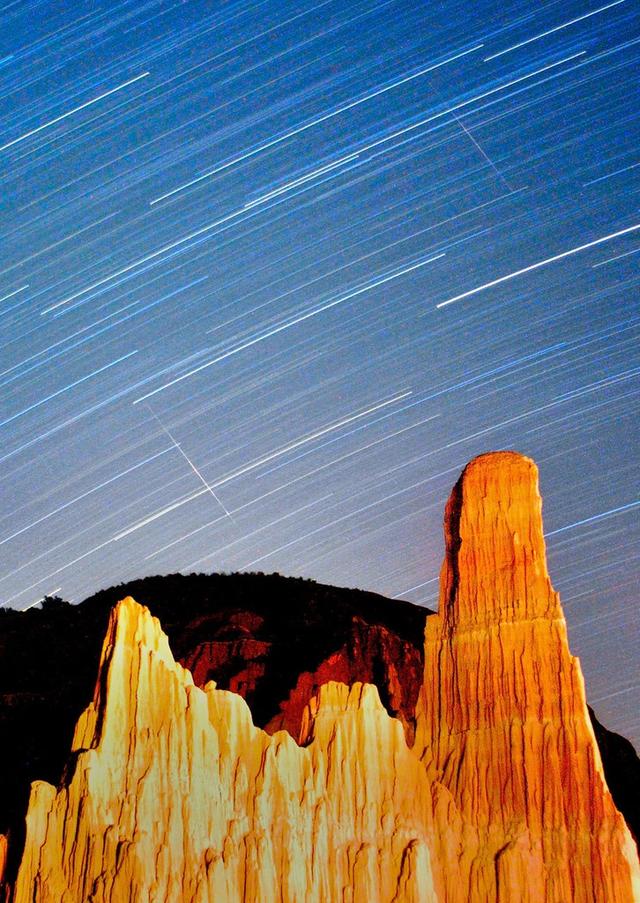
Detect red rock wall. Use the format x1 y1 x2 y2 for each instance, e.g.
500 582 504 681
264 617 423 743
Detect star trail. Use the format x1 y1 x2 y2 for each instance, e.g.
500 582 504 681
0 0 638 745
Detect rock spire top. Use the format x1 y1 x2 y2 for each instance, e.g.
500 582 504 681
439 451 560 628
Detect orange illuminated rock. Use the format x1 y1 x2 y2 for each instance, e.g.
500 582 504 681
6 452 640 902
12 597 438 903
0 834 6 893
416 452 640 902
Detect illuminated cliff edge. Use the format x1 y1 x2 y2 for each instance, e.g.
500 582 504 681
5 452 640 902
11 600 437 902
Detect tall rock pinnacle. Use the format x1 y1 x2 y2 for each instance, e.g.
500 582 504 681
5 452 640 901
439 451 560 627
417 451 640 901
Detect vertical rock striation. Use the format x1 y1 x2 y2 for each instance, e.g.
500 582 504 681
416 451 640 902
0 834 6 901
12 597 437 903
6 452 640 901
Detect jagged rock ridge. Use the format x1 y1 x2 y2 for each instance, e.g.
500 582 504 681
12 598 438 902
1 452 639 901
0 571 428 874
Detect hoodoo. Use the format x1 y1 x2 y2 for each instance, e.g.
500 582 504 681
416 452 640 901
4 452 640 902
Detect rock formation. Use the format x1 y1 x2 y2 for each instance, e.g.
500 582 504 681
415 452 640 901
0 834 6 896
0 572 427 867
2 452 640 901
261 616 423 743
179 613 423 744
12 598 438 903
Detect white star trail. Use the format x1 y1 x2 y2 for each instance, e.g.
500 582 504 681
436 223 640 308
0 351 138 428
143 404 233 518
0 72 150 151
148 44 483 205
483 1 627 62
132 257 444 402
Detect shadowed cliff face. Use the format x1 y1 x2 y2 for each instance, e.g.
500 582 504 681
177 608 423 744
0 452 639 902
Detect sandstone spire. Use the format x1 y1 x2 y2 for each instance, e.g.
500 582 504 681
438 451 559 627
416 451 640 901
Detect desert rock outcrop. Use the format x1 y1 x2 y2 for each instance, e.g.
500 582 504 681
12 598 438 903
5 452 640 901
416 452 640 901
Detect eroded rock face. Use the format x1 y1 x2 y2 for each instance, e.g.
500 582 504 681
5 452 640 901
13 598 437 903
177 610 423 744
264 616 423 744
0 834 6 895
180 611 271 699
416 452 640 902
0 573 428 860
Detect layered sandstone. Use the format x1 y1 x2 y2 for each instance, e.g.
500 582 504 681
6 452 640 902
12 598 438 903
416 452 640 901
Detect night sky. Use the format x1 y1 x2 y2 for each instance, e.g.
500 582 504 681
1 1 638 746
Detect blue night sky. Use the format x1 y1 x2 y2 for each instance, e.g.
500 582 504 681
0 1 638 746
